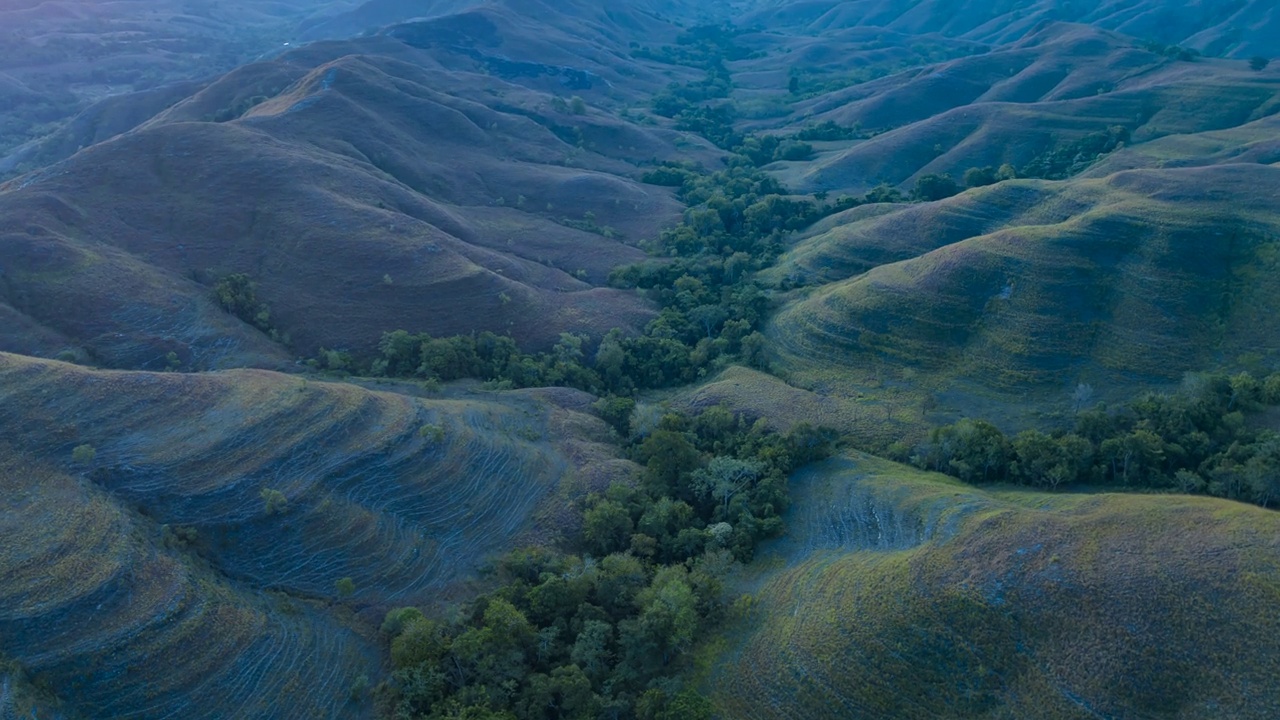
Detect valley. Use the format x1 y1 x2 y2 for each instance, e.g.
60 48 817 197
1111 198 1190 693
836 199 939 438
0 0 1278 718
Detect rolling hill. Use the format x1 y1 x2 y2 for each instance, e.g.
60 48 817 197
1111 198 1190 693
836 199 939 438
0 351 631 718
767 23 1280 194
0 7 731 370
3 0 1280 717
710 454 1280 719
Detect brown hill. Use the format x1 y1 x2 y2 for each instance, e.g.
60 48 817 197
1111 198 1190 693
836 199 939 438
0 20 723 369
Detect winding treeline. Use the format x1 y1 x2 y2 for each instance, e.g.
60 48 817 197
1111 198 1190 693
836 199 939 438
904 372 1280 507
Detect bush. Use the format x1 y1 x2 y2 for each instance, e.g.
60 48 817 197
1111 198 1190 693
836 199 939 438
911 173 960 202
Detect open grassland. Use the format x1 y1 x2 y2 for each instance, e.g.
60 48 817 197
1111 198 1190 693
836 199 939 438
0 352 630 717
710 454 1280 719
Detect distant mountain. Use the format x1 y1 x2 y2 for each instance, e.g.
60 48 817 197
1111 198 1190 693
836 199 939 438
743 0 1280 58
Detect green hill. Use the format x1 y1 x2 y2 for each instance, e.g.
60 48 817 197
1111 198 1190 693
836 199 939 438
764 163 1280 427
709 454 1280 719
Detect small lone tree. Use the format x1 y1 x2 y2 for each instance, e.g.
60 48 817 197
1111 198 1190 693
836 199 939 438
72 444 96 466
1250 56 1270 71
335 577 356 597
261 488 288 515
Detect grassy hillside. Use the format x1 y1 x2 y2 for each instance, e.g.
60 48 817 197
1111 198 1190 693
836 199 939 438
709 454 1280 719
0 352 631 718
763 163 1280 427
769 24 1280 194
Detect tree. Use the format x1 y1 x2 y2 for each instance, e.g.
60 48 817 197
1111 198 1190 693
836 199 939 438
911 173 960 201
1072 382 1095 414
72 443 96 466
593 396 636 438
570 620 614 683
260 488 288 515
963 166 998 188
635 567 700 665
692 456 764 516
1251 56 1270 71
583 500 634 557
335 577 356 597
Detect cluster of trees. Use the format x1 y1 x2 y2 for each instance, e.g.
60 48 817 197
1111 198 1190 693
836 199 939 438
1140 40 1201 62
900 125 1131 204
212 273 285 341
1019 125 1130 181
794 120 863 142
901 372 1280 506
632 24 758 70
376 408 836 720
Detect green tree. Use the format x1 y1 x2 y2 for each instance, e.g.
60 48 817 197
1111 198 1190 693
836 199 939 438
335 576 356 597
635 567 700 665
962 166 998 188
1250 56 1270 71
71 443 96 466
260 488 288 515
912 173 960 201
583 500 634 557
692 456 764 516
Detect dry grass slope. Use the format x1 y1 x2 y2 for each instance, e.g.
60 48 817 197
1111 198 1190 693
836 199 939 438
711 454 1280 719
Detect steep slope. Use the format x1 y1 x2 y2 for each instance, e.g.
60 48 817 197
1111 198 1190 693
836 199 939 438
0 352 631 719
710 455 1280 719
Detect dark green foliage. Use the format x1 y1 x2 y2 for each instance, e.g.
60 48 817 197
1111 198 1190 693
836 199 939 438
795 120 862 142
914 371 1280 507
963 166 999 188
213 273 281 340
1141 40 1201 62
1250 56 1270 71
378 407 836 719
1020 126 1130 180
911 173 961 202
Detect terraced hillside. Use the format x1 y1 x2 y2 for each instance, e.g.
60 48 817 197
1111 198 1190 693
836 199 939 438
0 352 628 718
710 455 1280 719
